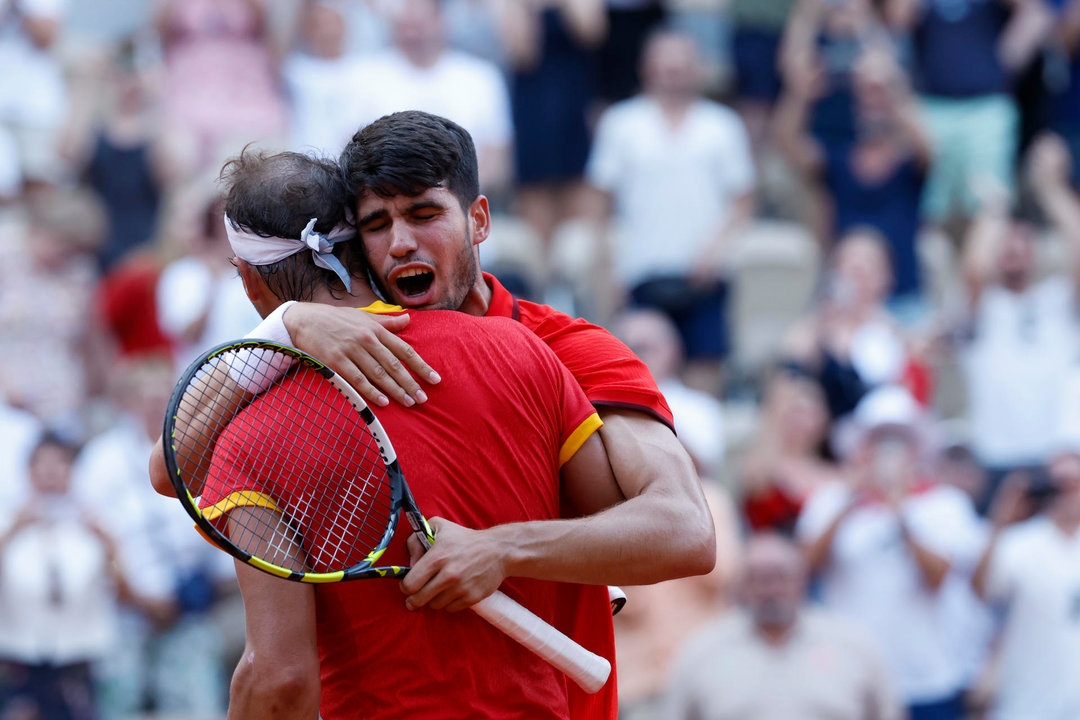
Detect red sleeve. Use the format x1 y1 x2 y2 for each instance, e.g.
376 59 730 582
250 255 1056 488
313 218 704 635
198 426 276 536
517 301 675 431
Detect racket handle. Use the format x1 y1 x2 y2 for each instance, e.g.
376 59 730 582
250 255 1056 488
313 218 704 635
471 590 611 694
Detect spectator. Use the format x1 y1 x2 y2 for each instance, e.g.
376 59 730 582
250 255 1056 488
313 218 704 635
63 40 165 273
614 308 725 479
0 0 68 193
155 0 288 178
741 369 837 534
284 1 368 155
348 0 513 195
885 0 1050 223
0 187 106 435
73 356 236 718
775 42 932 306
957 133 1080 504
500 0 606 275
0 433 128 720
155 185 261 369
662 532 902 720
783 229 930 423
586 28 756 393
971 440 1080 720
797 384 982 720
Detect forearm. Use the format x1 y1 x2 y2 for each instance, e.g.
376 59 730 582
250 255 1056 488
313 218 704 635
803 515 844 574
698 194 756 271
773 90 817 174
999 0 1052 72
494 484 714 586
900 524 950 591
971 531 1002 599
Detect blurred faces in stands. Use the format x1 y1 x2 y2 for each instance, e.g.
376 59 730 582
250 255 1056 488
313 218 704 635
741 533 806 637
640 30 703 102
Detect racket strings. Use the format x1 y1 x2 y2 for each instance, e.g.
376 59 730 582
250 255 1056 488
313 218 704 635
173 347 397 575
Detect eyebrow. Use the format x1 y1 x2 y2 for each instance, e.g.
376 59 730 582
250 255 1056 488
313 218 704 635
357 200 446 228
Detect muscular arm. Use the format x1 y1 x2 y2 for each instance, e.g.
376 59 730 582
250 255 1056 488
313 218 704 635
401 410 717 612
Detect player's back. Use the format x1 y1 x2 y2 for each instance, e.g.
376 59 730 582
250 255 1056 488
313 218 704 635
315 309 599 720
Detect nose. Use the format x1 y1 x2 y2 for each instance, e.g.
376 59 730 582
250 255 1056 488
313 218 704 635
387 223 418 258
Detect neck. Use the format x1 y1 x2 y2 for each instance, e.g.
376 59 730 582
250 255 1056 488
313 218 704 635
459 273 493 316
756 621 795 648
309 284 378 309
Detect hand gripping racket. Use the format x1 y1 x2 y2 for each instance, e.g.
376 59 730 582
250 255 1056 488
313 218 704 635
162 339 611 693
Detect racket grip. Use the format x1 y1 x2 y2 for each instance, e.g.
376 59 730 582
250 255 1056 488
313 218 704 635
471 590 611 694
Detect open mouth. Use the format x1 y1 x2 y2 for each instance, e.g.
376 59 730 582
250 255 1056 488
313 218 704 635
394 268 435 299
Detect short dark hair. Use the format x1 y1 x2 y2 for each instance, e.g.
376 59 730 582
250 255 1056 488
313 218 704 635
219 147 362 301
339 111 480 211
30 431 80 464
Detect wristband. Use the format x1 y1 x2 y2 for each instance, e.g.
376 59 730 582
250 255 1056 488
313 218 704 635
244 300 296 344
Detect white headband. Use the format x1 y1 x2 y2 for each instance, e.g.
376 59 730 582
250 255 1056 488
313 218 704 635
224 213 355 292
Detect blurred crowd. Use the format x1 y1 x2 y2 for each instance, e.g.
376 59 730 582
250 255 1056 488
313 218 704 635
2 0 1080 719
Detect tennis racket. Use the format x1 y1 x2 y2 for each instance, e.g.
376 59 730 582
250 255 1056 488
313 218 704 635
162 339 611 694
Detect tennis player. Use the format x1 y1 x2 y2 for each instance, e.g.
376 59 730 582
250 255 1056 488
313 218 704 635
186 149 626 719
268 111 717 720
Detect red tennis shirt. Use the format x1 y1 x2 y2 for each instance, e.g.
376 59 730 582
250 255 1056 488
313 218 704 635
483 273 674 720
202 308 602 720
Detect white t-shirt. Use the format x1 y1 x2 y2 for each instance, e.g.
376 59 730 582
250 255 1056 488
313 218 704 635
796 481 981 703
345 49 512 153
586 96 755 287
984 517 1080 720
0 0 67 127
964 276 1080 468
0 518 116 664
284 52 370 155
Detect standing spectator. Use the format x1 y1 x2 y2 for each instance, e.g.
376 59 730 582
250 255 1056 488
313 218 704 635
972 441 1080 720
885 0 1050 222
775 43 932 305
741 369 837 534
348 0 513 195
283 1 366 155
0 187 105 435
0 0 68 192
156 0 288 178
662 532 902 720
957 133 1080 503
614 308 725 479
797 385 982 720
63 40 165 273
0 433 127 720
586 28 756 393
500 0 606 275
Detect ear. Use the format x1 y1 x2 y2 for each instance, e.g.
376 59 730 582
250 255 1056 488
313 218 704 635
468 195 490 247
235 258 281 319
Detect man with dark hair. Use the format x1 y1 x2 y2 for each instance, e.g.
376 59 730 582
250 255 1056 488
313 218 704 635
272 110 717 720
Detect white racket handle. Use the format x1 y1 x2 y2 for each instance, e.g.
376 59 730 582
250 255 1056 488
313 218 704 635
471 589 611 694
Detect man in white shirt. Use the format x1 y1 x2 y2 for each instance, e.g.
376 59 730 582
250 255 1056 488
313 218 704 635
585 28 755 392
797 385 982 720
345 0 512 195
972 440 1080 720
959 134 1080 506
663 532 901 720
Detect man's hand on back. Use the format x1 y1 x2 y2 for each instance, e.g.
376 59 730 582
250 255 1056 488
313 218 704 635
285 304 442 408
